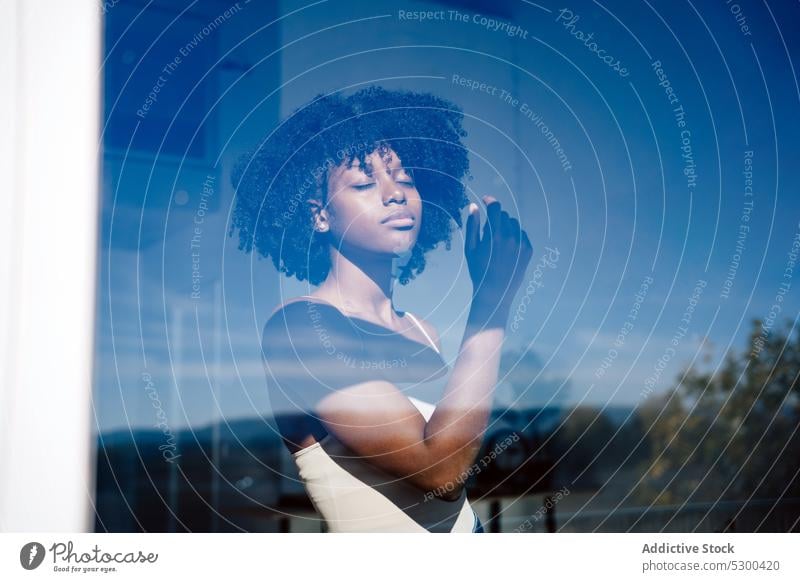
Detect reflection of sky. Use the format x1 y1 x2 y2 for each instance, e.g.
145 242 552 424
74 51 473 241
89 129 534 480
96 0 800 432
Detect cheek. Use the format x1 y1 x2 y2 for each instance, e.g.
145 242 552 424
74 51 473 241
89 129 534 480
331 200 374 229
410 190 423 210
327 201 381 243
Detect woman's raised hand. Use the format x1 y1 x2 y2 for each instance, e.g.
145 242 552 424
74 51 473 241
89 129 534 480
464 195 533 308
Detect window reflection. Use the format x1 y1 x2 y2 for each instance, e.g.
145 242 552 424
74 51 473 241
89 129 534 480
93 0 800 533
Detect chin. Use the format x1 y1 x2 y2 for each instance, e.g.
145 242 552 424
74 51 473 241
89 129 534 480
359 231 417 257
388 240 417 256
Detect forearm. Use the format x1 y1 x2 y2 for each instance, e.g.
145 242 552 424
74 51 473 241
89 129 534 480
420 298 510 488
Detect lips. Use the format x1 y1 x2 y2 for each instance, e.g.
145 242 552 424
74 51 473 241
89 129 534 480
381 209 415 224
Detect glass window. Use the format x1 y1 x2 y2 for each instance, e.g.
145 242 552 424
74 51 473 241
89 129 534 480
94 0 800 533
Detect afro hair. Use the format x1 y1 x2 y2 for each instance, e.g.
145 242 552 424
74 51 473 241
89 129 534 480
229 85 471 285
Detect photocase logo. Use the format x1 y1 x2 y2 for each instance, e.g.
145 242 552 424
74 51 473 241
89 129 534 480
19 542 46 570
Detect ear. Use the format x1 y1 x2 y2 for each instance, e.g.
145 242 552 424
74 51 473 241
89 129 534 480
307 197 330 233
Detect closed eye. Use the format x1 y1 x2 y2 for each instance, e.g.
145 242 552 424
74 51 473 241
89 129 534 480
351 183 376 191
395 168 415 186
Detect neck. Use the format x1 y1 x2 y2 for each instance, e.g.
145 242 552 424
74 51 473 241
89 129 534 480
316 245 399 321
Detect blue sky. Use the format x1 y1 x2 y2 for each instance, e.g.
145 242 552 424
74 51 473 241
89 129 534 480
95 0 800 432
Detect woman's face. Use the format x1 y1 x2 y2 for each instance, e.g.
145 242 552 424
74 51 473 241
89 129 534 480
317 147 422 258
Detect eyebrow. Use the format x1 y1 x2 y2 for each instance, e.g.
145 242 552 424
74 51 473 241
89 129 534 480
351 163 409 175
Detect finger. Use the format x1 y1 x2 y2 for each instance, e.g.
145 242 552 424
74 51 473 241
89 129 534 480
465 202 480 252
484 196 501 242
508 217 521 241
500 210 511 238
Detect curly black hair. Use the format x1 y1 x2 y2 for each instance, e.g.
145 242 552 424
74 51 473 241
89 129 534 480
229 85 471 285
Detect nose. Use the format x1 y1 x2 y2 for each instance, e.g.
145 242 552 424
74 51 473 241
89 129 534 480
378 173 406 205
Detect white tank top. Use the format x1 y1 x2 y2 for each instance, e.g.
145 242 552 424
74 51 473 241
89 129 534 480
290 299 480 532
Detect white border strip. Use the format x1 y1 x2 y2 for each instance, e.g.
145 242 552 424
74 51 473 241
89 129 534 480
0 0 101 531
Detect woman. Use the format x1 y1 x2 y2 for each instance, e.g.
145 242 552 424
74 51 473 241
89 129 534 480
231 86 532 532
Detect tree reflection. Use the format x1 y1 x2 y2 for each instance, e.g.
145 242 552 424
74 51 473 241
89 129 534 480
634 318 800 514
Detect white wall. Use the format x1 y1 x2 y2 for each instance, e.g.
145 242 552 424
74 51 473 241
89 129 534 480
0 0 101 531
